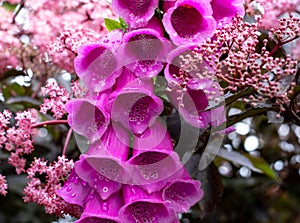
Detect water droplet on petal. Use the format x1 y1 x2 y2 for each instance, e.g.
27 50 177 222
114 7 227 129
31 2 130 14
81 181 87 187
71 193 76 198
74 177 79 185
101 202 109 212
102 187 108 193
66 186 72 192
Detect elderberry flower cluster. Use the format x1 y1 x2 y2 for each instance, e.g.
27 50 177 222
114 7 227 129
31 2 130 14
56 0 244 222
0 109 38 174
23 156 82 217
178 15 298 113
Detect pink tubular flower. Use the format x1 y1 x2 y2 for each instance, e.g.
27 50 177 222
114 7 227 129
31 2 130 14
165 45 224 128
128 150 183 193
74 43 122 93
65 95 110 143
57 169 91 208
122 27 171 78
211 0 245 25
112 0 159 28
162 169 203 213
162 0 216 45
74 154 128 200
86 123 130 161
111 79 163 135
75 191 122 223
119 185 179 223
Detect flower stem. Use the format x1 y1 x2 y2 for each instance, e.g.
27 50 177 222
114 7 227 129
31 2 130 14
62 128 73 156
32 120 69 128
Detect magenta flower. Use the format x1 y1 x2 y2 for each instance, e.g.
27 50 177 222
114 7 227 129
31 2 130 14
57 169 91 208
121 27 171 78
133 119 173 153
119 185 178 223
111 79 163 135
86 123 130 162
162 175 203 213
165 45 224 128
112 0 159 28
74 155 128 200
162 0 216 45
128 149 183 193
74 43 122 93
167 81 212 128
211 0 245 25
65 97 110 142
75 191 122 223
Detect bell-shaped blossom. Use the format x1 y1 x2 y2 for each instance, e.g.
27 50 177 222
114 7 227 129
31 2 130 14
75 191 123 223
119 185 179 223
65 95 110 143
86 123 130 162
162 170 203 213
165 45 224 128
211 0 245 26
74 43 122 93
164 44 208 85
162 0 216 45
111 78 163 135
133 118 172 153
128 149 183 193
112 0 159 28
57 169 91 208
121 26 171 78
74 154 129 200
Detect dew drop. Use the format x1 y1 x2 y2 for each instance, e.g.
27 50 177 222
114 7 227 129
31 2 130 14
74 177 79 185
81 181 87 187
66 186 72 192
102 187 108 193
101 202 109 212
71 193 76 198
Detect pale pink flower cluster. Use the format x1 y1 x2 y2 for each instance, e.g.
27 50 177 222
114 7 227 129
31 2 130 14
255 0 299 28
190 16 298 111
49 26 103 72
40 81 71 119
0 0 115 74
0 174 7 196
0 109 37 174
23 156 81 216
0 7 20 74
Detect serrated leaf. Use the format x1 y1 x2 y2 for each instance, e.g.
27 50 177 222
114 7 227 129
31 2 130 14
104 18 123 31
196 162 224 217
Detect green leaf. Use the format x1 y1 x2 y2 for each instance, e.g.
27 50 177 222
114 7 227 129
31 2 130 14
119 17 128 30
104 17 127 32
244 154 279 181
2 83 26 100
216 148 278 181
2 2 17 12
